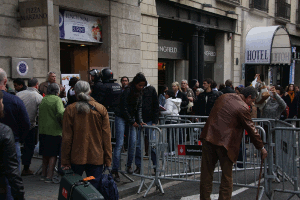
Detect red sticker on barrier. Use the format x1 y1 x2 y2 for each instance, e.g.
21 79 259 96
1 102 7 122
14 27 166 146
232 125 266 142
178 145 186 155
62 188 68 199
198 141 202 145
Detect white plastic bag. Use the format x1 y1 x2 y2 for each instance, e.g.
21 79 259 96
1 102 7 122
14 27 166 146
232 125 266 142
34 142 39 155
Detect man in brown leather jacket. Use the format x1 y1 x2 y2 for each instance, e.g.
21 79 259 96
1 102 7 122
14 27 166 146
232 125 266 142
200 86 268 200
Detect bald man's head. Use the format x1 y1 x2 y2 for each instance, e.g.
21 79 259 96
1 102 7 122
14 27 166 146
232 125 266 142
0 68 8 86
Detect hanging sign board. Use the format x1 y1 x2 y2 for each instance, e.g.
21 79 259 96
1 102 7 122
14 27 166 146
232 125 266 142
158 39 186 59
11 58 33 79
245 26 291 65
59 10 103 43
177 145 202 156
61 74 80 96
19 0 54 27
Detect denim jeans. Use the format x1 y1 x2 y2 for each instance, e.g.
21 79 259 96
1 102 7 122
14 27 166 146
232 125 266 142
135 121 157 168
112 116 136 172
22 127 36 166
15 142 21 174
0 176 13 200
71 164 103 190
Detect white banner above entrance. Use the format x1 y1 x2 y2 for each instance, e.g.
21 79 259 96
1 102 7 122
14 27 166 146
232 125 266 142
245 26 291 65
59 10 103 43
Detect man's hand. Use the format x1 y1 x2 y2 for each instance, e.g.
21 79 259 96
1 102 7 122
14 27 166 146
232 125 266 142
61 164 71 170
261 148 268 160
140 122 147 127
188 97 193 102
270 86 276 95
133 122 139 127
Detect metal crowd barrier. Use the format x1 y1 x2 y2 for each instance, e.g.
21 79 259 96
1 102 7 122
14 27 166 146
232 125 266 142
111 120 267 198
159 115 209 125
268 120 300 199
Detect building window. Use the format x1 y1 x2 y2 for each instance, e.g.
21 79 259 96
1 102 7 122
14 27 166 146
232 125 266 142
275 0 291 19
249 0 269 12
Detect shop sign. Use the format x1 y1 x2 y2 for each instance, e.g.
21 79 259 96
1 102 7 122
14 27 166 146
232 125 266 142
11 58 33 79
245 26 291 65
289 60 295 84
19 0 54 27
204 46 216 62
61 74 81 96
158 40 186 59
59 10 103 43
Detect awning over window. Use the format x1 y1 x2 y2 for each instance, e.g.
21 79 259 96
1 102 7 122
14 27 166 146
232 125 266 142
245 25 291 65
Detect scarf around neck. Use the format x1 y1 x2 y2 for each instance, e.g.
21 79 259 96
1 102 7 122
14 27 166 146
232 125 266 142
288 91 295 102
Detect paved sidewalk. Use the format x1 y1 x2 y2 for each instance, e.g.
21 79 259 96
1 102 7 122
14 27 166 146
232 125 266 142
23 156 153 199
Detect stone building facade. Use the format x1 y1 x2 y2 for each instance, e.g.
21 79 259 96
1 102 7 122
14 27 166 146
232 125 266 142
1 0 300 91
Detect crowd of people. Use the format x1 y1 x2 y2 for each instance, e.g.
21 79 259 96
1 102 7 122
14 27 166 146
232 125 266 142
0 66 299 199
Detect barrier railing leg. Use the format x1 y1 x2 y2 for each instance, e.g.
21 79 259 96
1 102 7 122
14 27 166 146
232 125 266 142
137 178 145 194
143 179 155 197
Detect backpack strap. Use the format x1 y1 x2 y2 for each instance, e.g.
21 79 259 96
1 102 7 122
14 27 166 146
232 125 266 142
87 103 102 117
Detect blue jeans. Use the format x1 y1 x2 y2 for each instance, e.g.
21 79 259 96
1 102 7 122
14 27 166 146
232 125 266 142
0 176 13 200
71 164 103 189
15 142 21 174
112 116 136 172
135 121 157 168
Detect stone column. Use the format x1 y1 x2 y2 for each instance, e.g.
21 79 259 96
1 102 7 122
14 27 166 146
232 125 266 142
189 28 198 85
198 27 207 85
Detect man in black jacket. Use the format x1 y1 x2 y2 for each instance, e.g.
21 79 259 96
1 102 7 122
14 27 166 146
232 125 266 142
194 78 221 116
134 82 159 174
221 79 236 94
0 90 25 200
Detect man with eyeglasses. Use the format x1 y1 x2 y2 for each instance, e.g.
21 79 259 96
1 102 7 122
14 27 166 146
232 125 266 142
39 72 66 98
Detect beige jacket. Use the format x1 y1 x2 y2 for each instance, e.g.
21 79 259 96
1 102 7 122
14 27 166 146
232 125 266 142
61 98 112 166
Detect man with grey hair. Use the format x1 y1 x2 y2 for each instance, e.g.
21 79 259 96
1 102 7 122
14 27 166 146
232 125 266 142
61 81 112 190
17 78 43 176
39 71 65 98
199 86 267 200
0 68 30 173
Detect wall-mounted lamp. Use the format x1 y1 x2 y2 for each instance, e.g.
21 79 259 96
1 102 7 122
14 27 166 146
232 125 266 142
202 4 212 8
226 10 236 15
138 0 143 6
227 32 233 40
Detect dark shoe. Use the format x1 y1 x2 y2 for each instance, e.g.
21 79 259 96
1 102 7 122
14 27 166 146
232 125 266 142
134 167 140 174
126 166 133 174
21 169 34 176
112 171 120 183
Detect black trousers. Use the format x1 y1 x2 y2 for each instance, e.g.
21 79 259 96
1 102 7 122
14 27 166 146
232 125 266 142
21 127 37 166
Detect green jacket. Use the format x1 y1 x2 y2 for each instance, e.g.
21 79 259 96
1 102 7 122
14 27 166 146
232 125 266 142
39 95 65 136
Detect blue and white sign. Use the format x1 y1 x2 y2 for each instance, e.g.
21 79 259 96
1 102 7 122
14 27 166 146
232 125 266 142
11 58 33 79
17 61 29 76
59 10 102 43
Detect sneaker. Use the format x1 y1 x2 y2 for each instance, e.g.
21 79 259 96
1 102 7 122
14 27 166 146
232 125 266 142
44 178 53 183
134 167 140 174
21 169 34 176
112 171 120 183
40 176 46 181
126 166 133 174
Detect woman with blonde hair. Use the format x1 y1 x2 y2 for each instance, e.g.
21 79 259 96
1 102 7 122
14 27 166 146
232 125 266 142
172 82 189 115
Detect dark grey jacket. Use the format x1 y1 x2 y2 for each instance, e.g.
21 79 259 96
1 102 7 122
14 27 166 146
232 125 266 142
0 123 25 199
114 86 143 125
